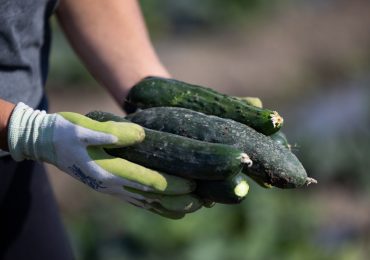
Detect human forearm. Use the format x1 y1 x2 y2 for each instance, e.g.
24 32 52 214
0 99 15 150
56 0 169 104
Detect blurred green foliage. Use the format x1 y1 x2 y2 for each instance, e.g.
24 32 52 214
66 181 368 260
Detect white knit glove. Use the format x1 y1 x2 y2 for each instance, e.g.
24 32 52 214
7 103 202 219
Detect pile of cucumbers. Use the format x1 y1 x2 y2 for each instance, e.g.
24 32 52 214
87 77 316 206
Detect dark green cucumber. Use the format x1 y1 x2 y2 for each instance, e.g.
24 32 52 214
237 97 292 152
124 77 283 135
237 95 278 188
195 172 249 204
86 111 249 180
248 174 273 189
270 131 291 151
126 107 316 188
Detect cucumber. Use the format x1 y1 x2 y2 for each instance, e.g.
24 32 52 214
195 172 249 204
237 95 280 188
124 77 283 135
126 107 316 188
248 174 273 189
270 131 291 151
86 111 251 180
236 96 292 151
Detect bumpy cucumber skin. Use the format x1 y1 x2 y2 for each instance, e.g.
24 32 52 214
86 111 244 180
108 130 244 180
195 172 248 204
126 107 308 188
124 77 282 135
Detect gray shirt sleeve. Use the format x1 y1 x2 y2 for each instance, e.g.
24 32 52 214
0 0 58 108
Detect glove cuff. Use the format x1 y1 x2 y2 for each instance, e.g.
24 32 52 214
8 102 57 162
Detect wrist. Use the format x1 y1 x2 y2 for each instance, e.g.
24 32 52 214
0 100 16 151
8 103 57 162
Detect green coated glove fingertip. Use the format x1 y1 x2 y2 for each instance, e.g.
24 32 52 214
58 112 145 147
106 121 145 147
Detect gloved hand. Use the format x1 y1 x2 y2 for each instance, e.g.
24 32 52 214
7 103 202 219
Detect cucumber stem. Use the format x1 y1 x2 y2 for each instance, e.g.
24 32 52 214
305 177 318 186
239 153 253 167
270 111 284 128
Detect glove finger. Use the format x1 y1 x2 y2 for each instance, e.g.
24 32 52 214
58 112 145 147
119 194 149 209
88 147 196 194
148 207 185 220
123 187 203 213
122 196 186 220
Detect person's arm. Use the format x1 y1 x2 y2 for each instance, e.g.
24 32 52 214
0 99 15 150
56 0 169 104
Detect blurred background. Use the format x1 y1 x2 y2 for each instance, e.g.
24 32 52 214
46 0 370 259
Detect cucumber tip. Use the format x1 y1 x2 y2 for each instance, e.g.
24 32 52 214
305 177 318 186
270 111 284 128
239 153 253 167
